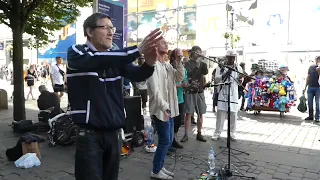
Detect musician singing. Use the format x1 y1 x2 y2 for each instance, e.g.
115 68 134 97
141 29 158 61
212 50 243 141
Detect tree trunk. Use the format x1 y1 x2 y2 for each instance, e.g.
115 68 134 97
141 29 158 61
12 26 26 121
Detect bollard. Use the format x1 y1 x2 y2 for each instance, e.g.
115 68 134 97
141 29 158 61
0 89 8 109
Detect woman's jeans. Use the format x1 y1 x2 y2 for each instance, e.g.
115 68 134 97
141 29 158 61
152 117 174 174
307 87 320 120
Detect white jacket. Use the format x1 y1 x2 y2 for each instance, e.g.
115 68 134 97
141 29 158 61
215 65 243 112
147 60 184 121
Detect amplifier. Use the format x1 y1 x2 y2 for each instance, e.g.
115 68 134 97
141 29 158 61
124 96 144 133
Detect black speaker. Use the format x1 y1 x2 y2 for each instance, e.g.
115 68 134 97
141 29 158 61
124 96 144 133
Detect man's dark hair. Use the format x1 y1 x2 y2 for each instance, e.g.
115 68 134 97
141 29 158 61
83 13 111 37
56 56 62 60
38 85 47 93
191 46 201 52
190 45 201 58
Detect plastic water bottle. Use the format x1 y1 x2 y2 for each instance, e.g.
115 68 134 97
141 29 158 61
145 122 154 145
208 148 215 176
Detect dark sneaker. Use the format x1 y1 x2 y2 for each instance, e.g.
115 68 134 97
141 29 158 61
315 119 320 123
180 135 188 142
172 139 183 149
196 133 207 142
305 117 314 121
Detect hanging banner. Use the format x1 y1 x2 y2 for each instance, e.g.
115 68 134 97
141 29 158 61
96 0 124 49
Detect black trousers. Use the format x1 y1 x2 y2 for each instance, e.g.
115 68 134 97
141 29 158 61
75 128 120 180
133 89 148 108
238 86 245 109
174 103 185 133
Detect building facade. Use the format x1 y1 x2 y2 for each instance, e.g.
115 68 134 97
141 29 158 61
124 0 320 89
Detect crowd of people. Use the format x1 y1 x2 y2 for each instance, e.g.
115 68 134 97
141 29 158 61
63 12 252 180
2 12 320 180
0 57 66 101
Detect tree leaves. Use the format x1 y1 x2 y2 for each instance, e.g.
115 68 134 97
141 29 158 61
0 0 92 48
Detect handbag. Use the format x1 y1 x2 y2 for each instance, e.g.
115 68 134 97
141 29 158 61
56 64 65 79
297 95 307 113
56 64 68 92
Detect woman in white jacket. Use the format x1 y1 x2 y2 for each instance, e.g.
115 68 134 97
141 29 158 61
147 39 184 179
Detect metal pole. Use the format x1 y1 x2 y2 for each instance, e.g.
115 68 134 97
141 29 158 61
93 0 98 13
231 11 234 49
286 0 291 63
226 0 229 50
176 0 180 48
136 0 139 45
3 37 7 65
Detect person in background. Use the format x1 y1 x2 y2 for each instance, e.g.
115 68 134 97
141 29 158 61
211 59 225 112
278 65 293 83
238 62 249 111
51 56 65 99
180 46 208 143
148 39 184 179
37 85 62 118
133 56 149 115
304 56 320 122
25 64 37 100
212 50 243 141
67 13 162 180
123 78 131 96
169 48 188 149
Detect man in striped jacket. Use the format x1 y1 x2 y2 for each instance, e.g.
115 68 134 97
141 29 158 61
67 13 162 180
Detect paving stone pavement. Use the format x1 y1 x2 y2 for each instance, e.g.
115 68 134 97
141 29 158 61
0 90 320 180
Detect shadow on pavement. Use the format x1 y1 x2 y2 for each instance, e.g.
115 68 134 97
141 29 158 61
0 104 319 180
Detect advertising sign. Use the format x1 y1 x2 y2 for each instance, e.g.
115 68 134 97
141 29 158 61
97 0 124 49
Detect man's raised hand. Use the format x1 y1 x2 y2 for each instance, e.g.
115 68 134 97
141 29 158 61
138 28 163 66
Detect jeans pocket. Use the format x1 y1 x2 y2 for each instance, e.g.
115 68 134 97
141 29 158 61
76 130 97 149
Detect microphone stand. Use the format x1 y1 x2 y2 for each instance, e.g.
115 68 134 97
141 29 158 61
194 52 255 179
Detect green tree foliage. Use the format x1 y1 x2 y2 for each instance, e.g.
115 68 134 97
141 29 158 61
0 0 92 120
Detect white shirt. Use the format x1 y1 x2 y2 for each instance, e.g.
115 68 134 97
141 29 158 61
215 65 243 112
147 60 184 121
51 64 65 85
136 81 147 90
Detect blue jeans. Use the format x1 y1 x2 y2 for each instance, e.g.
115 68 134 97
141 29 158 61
152 117 174 174
307 87 320 119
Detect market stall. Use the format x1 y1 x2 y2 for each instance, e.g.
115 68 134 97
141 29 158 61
245 65 297 117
